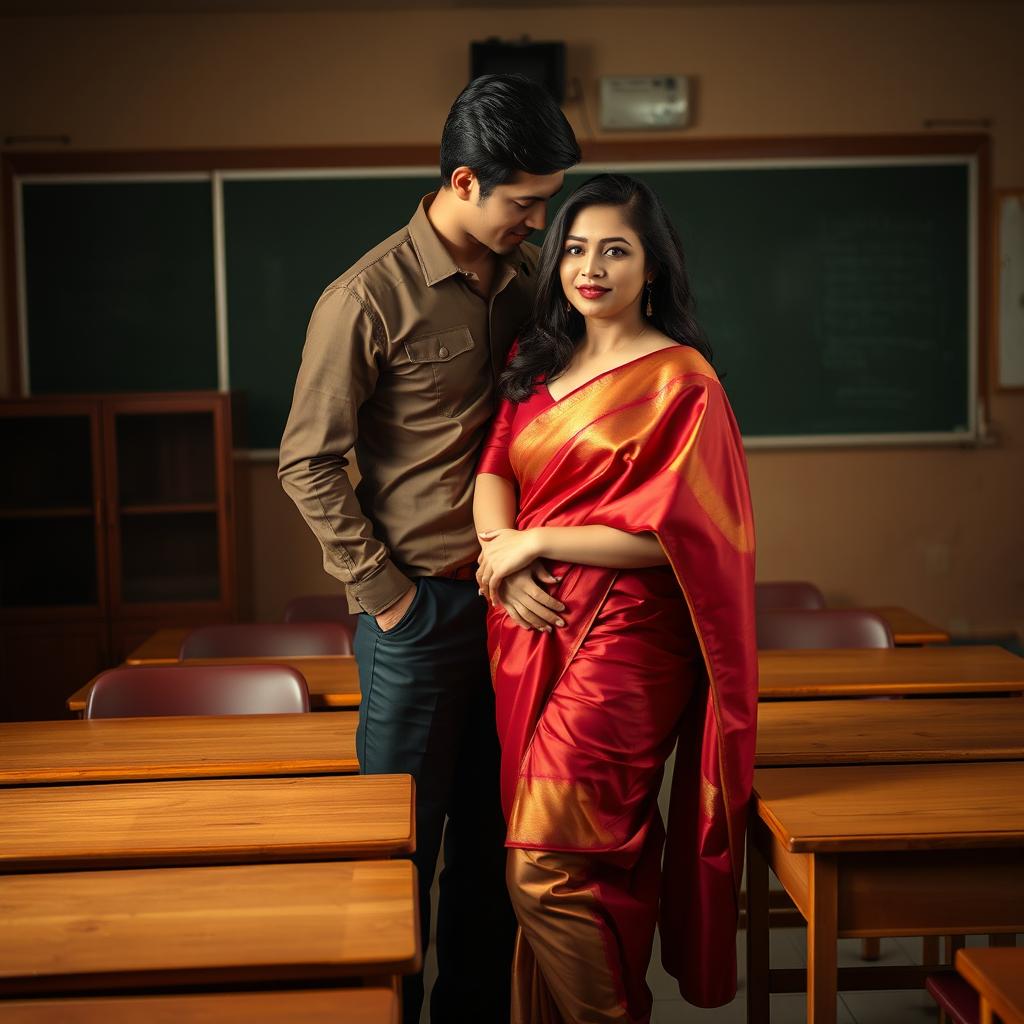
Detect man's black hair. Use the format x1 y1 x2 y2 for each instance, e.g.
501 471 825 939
440 73 581 198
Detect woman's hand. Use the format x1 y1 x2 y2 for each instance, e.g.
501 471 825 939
476 528 543 606
494 564 565 632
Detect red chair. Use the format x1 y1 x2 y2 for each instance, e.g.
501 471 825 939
180 622 354 659
755 580 826 611
926 973 978 1024
757 608 894 650
284 594 359 633
85 664 310 718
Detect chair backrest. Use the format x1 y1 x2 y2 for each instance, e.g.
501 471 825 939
755 581 827 611
180 622 353 659
283 594 359 634
756 609 894 650
85 664 310 718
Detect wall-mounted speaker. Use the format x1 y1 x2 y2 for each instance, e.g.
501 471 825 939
470 39 566 104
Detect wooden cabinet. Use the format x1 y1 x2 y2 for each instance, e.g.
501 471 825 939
0 392 237 720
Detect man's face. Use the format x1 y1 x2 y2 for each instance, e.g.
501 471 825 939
467 169 566 255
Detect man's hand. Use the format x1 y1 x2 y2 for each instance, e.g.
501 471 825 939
495 563 566 632
375 584 417 632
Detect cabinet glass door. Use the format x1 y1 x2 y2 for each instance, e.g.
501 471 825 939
0 413 101 609
111 409 222 606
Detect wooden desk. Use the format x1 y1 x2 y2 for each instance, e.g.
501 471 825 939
67 655 362 713
97 642 1022 712
0 989 399 1024
0 713 358 786
746 761 1024 1023
756 698 1024 767
863 606 950 646
125 627 191 664
758 646 1024 699
0 859 419 996
0 773 413 872
957 948 1024 1024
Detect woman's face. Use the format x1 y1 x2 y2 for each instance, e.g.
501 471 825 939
560 204 649 322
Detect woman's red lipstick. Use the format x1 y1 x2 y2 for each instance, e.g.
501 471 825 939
577 285 609 299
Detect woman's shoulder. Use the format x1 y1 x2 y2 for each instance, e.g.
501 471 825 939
648 338 719 385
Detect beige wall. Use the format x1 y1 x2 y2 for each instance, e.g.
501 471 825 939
3 3 1022 633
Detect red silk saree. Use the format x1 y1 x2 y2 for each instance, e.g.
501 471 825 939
478 345 758 1018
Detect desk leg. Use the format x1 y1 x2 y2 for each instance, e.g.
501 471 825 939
980 998 994 1024
807 855 838 1024
746 827 770 1024
922 936 941 965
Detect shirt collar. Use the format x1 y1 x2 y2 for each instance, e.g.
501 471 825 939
409 193 461 287
409 192 523 289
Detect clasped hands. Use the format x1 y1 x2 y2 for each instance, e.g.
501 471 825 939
476 527 566 632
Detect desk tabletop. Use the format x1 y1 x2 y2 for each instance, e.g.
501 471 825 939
755 698 1024 767
862 606 951 646
125 627 193 663
67 655 362 713
0 713 358 785
0 859 419 996
754 761 1024 853
956 948 1024 1024
0 773 412 872
0 989 399 1024
758 645 1024 698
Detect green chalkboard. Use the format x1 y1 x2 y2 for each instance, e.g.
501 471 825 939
21 180 218 393
222 174 437 450
564 164 970 439
17 157 974 447
220 162 972 447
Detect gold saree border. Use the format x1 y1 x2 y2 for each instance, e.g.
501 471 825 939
511 348 716 488
509 849 628 1024
508 776 619 848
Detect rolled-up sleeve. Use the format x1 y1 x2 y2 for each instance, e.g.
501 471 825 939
278 285 412 615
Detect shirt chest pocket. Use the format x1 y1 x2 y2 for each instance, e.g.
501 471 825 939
403 326 479 418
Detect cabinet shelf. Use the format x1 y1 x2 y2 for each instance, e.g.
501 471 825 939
0 507 93 520
120 503 219 516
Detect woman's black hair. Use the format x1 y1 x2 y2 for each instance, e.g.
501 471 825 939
500 173 712 402
440 74 581 198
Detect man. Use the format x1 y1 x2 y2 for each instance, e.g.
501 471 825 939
278 74 580 1023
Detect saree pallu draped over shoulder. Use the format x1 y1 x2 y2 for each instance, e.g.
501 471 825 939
481 346 758 1018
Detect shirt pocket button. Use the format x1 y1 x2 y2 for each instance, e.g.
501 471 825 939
438 346 449 358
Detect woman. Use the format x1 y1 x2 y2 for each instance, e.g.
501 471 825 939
473 174 758 1024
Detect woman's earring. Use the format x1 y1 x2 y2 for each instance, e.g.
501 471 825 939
565 299 572 313
645 283 654 318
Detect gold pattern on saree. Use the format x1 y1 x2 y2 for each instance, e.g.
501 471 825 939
508 777 618 848
508 849 625 1024
510 352 752 555
673 445 754 555
510 347 715 487
701 775 720 821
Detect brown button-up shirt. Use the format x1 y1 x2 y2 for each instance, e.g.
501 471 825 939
278 194 540 615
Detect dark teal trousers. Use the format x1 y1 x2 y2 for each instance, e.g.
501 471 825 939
354 577 515 1024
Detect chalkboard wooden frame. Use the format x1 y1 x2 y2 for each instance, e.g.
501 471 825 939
3 135 991 450
994 188 1024 391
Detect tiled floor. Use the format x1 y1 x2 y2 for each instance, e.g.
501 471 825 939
420 817 1019 1022
422 886 1020 1023
651 932 1018 1022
